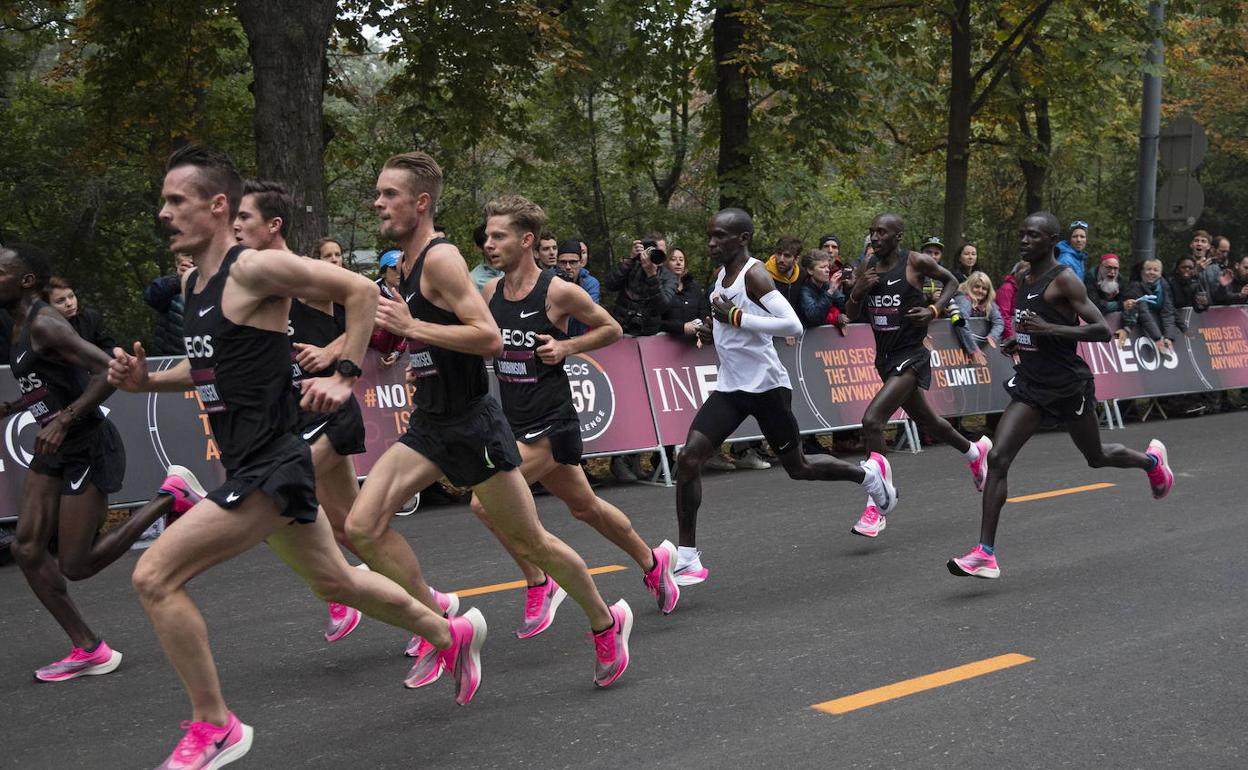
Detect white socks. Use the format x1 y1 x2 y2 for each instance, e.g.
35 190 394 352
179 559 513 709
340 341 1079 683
963 442 981 462
676 546 701 568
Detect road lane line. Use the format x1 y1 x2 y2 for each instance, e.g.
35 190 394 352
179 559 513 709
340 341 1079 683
1008 482 1116 503
453 565 628 598
812 653 1035 715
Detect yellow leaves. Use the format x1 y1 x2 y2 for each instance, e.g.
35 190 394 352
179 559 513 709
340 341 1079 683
771 59 805 79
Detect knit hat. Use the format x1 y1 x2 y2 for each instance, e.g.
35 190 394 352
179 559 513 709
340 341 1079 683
557 239 583 257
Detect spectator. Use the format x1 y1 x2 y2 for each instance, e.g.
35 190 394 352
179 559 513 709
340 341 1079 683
603 231 677 337
536 231 558 269
316 236 344 266
555 239 601 337
1085 253 1125 316
370 249 405 365
1211 254 1248 306
1169 255 1210 312
797 250 847 331
764 235 804 308
950 242 978 285
468 223 502 290
1056 220 1089 281
1120 258 1183 352
44 275 116 352
819 234 840 260
143 252 195 356
1189 229 1214 270
997 260 1025 339
432 222 448 239
919 235 945 301
657 246 708 341
950 271 1003 365
1211 235 1231 266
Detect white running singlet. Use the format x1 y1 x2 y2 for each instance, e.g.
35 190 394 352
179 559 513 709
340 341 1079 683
711 257 791 394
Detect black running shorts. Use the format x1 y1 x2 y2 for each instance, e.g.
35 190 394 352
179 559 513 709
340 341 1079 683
29 419 125 497
295 396 366 456
1005 373 1097 427
208 432 318 523
399 396 522 488
875 346 932 390
512 417 583 466
688 387 801 453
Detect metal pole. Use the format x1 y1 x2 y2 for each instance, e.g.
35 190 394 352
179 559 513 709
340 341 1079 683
1132 0 1165 264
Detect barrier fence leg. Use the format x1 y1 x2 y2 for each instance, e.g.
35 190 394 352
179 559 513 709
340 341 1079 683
1100 401 1114 430
1113 399 1125 429
639 447 674 488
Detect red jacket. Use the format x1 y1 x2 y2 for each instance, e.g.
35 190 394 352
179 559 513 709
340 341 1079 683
997 272 1019 338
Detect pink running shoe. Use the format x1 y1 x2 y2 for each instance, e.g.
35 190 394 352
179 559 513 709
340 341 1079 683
947 545 1001 579
438 608 487 706
404 637 444 689
515 577 567 639
155 711 253 770
968 436 993 492
324 602 361 643
405 588 460 657
861 452 898 515
591 599 633 688
1145 439 1174 499
34 640 122 682
643 540 680 614
160 465 207 518
851 503 886 538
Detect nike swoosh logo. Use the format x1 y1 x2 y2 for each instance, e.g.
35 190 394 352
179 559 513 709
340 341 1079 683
198 305 215 317
519 310 540 319
15 352 25 363
1027 293 1040 299
896 363 906 372
523 426 552 440
302 421 329 440
225 492 240 503
887 278 902 285
69 466 91 491
1007 376 1016 387
776 442 793 453
405 293 416 303
1074 399 1085 416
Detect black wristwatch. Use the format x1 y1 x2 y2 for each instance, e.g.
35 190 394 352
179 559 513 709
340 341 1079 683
335 359 363 378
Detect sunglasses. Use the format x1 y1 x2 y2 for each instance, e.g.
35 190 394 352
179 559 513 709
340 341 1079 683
1070 220 1089 231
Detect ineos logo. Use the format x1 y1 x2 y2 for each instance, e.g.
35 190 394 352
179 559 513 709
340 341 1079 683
566 353 616 443
183 335 215 358
17 373 43 393
867 295 903 308
501 329 539 348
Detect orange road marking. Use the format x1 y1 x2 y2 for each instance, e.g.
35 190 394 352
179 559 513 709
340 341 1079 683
453 565 629 598
812 653 1035 715
1008 482 1116 503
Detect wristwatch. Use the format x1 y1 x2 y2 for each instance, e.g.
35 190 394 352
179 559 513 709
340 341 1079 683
335 359 363 378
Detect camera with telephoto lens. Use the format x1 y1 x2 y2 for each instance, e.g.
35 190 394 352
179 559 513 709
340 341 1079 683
639 239 667 265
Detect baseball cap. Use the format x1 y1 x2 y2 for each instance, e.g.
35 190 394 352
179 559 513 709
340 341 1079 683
378 249 401 269
920 235 944 251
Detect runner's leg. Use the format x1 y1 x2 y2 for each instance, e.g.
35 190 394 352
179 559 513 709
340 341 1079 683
537 458 654 570
469 440 556 586
60 492 174 579
310 435 361 558
1065 403 1154 471
977 400 1043 547
861 372 922 454
900 387 973 454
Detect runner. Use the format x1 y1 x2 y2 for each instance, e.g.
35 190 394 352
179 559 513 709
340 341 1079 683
477 195 679 636
0 243 202 683
845 213 993 538
671 208 899 585
345 153 633 689
109 145 485 769
233 179 458 644
948 212 1174 579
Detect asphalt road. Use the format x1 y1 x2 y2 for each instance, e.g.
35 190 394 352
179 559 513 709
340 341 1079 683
2 411 1245 769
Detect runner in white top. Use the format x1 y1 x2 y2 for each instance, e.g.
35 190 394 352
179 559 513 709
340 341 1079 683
671 208 900 585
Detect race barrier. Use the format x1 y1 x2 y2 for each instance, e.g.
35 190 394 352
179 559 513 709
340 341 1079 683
2 305 1246 519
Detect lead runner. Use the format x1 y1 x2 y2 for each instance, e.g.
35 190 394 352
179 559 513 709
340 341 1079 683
947 211 1174 579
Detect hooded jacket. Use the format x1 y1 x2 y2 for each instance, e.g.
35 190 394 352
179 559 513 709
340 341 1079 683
1055 240 1088 282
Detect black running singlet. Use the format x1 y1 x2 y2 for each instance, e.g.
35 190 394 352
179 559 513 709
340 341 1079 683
864 250 928 362
287 299 345 393
1013 264 1093 390
8 300 103 435
399 238 490 417
488 270 576 428
182 246 298 471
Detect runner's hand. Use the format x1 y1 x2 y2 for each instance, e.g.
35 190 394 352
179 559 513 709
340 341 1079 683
108 342 150 392
34 413 71 455
1017 310 1054 335
1000 336 1018 356
710 294 735 323
850 263 878 300
300 373 352 413
534 333 568 365
293 342 335 373
905 306 935 324
375 293 414 336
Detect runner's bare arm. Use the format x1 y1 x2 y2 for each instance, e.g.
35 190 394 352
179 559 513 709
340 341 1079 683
29 312 116 454
548 278 621 356
1018 271 1111 342
378 244 502 358
110 345 192 392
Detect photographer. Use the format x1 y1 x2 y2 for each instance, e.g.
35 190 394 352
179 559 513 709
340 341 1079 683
1211 255 1248 306
603 231 677 336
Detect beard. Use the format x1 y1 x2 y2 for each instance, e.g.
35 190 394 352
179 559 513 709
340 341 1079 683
1098 279 1119 296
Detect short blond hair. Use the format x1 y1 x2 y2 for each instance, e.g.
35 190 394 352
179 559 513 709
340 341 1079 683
383 151 443 205
959 270 996 306
483 195 548 239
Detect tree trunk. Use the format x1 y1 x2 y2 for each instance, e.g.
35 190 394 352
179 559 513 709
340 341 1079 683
585 88 613 262
714 2 750 212
235 0 336 256
942 0 972 250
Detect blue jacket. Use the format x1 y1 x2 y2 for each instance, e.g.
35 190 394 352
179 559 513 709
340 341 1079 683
565 268 601 337
1055 240 1088 282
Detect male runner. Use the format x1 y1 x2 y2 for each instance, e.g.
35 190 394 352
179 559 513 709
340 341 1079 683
109 145 485 769
475 195 679 636
1 243 202 683
232 180 458 644
345 153 633 689
671 208 898 585
845 214 992 538
948 212 1174 579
